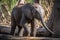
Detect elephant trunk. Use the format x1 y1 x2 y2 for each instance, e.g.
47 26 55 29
40 15 54 34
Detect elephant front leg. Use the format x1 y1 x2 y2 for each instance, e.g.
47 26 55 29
30 19 35 36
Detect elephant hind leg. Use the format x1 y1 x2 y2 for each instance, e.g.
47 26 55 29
10 13 17 35
23 28 28 36
10 19 16 35
15 25 22 36
20 14 29 36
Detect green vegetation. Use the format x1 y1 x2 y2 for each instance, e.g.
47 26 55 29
25 0 33 3
0 0 18 25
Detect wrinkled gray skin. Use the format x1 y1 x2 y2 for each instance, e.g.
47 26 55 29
10 3 54 36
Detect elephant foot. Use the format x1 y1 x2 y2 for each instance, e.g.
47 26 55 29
10 33 14 36
30 33 34 36
9 32 15 36
23 33 28 36
23 30 28 36
10 31 15 35
15 33 20 36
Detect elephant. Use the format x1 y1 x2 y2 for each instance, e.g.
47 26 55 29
10 3 54 36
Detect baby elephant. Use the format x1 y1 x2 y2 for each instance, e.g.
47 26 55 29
10 3 54 37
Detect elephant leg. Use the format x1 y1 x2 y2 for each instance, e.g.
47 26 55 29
15 25 22 36
10 24 16 35
23 25 29 36
20 14 28 36
10 15 16 35
30 19 35 36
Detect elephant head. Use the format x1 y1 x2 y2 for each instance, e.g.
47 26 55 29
32 4 54 34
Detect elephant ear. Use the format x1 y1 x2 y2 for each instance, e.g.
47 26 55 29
32 8 37 17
